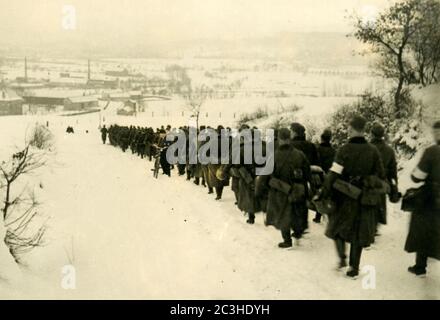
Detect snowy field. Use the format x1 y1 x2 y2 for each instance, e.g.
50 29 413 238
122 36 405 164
0 113 439 300
103 95 358 129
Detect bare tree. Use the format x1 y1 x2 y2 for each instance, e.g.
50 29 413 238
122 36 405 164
184 85 209 131
409 0 440 86
351 0 421 116
0 124 53 262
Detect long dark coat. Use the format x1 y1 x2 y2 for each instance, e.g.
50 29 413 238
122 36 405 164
291 136 319 165
228 136 241 199
231 175 240 194
405 144 440 260
205 133 230 188
237 165 260 213
206 164 230 188
317 142 336 173
371 138 398 224
101 127 108 140
192 137 207 179
235 141 263 214
324 137 385 247
261 144 311 231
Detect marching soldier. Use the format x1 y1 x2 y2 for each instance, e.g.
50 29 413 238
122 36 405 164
313 129 336 223
405 120 440 277
290 122 320 231
229 130 241 205
205 126 230 200
290 122 319 165
321 115 385 278
193 126 207 187
155 129 172 177
230 127 264 224
370 123 398 228
101 125 108 144
258 128 311 247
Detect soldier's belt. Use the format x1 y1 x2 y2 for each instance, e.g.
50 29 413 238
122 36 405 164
238 167 254 185
333 179 362 200
269 177 306 203
269 177 291 195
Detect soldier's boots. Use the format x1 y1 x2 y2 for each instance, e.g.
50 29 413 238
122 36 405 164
313 212 322 223
215 187 223 200
246 213 255 225
408 266 427 277
278 241 293 249
337 259 347 271
346 268 359 279
208 187 214 194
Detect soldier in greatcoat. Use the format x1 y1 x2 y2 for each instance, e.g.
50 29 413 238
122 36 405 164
370 123 398 227
258 128 311 247
313 128 336 223
321 115 385 278
290 122 320 231
405 120 440 277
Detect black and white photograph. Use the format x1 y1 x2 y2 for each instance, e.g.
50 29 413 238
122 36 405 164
0 0 439 304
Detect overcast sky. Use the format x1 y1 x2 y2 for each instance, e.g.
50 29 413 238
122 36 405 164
0 0 395 46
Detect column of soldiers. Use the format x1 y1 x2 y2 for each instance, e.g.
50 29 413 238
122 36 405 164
102 115 440 280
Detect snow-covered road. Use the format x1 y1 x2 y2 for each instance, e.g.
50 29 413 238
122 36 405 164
1 118 439 299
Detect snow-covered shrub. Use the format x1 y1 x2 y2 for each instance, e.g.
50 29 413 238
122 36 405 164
329 90 425 159
283 104 302 113
330 92 395 147
302 117 322 143
238 106 269 126
27 124 54 151
392 116 431 162
238 104 303 128
268 116 286 131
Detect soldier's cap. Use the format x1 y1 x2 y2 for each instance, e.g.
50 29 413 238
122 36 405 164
290 122 305 135
371 123 385 138
239 124 250 131
278 127 291 141
349 115 367 132
321 128 332 141
433 120 440 129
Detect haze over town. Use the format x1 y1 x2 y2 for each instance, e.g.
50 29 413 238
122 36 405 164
0 0 393 59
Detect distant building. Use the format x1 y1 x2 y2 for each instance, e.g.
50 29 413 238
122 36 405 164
22 89 98 113
129 90 142 100
64 95 98 111
102 91 130 102
9 82 46 96
0 90 23 116
105 69 130 77
48 77 89 88
87 78 119 89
